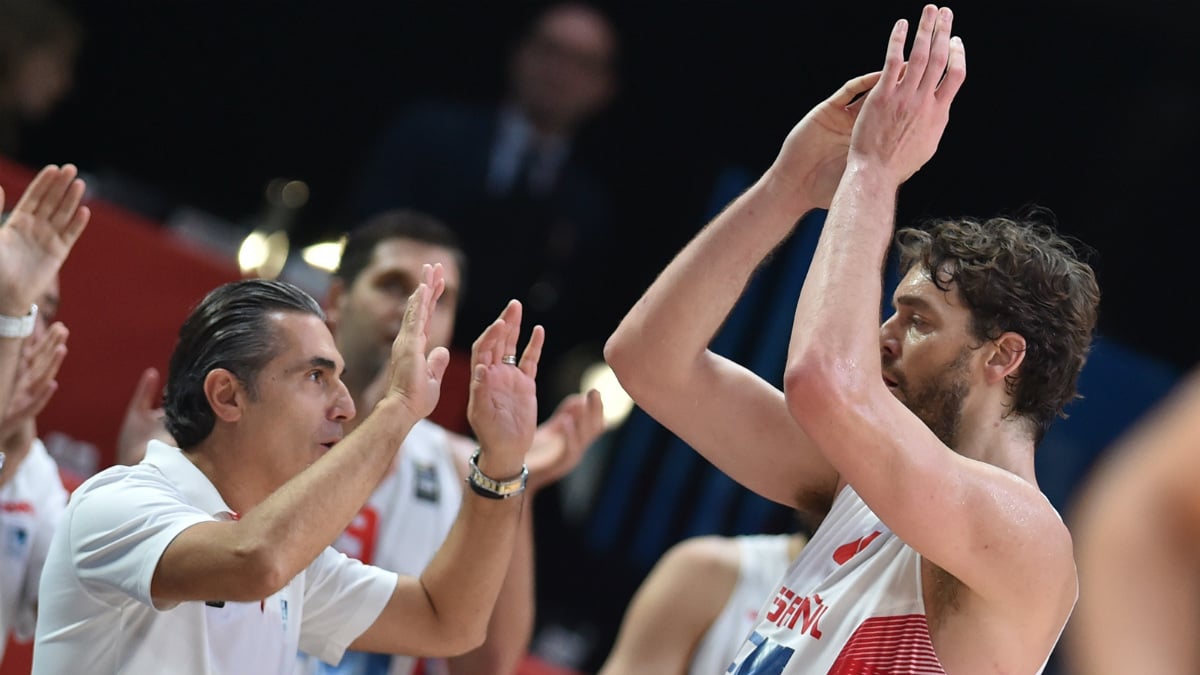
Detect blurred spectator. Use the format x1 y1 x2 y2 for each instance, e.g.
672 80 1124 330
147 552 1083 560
1066 366 1200 674
0 275 68 667
598 533 806 675
0 0 80 157
348 1 619 411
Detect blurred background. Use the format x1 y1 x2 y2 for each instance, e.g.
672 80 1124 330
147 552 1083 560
1 1 1195 674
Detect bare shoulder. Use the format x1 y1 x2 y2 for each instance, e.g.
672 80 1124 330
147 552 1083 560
661 536 743 583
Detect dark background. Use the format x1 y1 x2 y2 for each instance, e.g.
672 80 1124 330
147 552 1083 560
15 0 1199 373
8 2 1196 672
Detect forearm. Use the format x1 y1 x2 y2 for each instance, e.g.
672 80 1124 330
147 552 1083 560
417 489 526 647
446 493 536 675
0 339 20 418
606 174 816 381
236 397 420 582
788 161 898 377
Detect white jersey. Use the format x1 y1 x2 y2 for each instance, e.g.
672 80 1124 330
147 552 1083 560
726 485 1060 674
688 535 795 675
302 419 463 675
0 439 68 662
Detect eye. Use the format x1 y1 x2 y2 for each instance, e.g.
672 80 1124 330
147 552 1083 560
909 314 932 332
307 370 324 383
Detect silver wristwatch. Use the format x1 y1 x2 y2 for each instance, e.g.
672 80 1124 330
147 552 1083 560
466 448 528 500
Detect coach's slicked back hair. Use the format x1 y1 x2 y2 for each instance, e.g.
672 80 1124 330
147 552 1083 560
164 279 324 449
896 210 1100 443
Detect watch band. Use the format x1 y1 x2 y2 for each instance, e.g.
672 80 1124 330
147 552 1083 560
0 304 37 339
466 448 528 500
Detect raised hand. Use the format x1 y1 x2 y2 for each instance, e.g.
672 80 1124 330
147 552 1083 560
0 321 67 438
849 4 966 184
0 165 91 313
466 300 542 477
526 389 604 493
115 367 175 465
767 71 883 210
382 263 451 419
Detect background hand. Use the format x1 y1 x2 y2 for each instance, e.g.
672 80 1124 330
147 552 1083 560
466 300 542 476
0 165 91 313
0 321 67 439
115 366 174 464
526 388 604 492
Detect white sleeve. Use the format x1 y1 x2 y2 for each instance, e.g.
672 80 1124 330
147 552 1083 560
11 450 68 641
65 471 214 609
298 547 398 665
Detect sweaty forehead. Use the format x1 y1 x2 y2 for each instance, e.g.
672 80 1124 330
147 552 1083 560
893 266 965 311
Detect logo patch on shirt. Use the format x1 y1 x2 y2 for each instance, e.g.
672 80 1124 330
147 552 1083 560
833 530 881 565
4 525 28 557
414 462 440 503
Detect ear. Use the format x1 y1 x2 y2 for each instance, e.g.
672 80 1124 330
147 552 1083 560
983 331 1026 385
203 368 247 423
324 277 347 331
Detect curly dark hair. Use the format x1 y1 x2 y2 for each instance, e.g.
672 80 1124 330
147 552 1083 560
895 211 1100 442
164 279 325 449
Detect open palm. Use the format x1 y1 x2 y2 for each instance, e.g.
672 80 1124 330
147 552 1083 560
0 165 90 308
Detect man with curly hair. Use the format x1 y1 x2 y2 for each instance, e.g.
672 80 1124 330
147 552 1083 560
606 5 1099 673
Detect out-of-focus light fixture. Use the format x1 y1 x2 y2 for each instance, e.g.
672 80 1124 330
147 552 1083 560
301 235 347 273
580 361 634 429
238 229 290 279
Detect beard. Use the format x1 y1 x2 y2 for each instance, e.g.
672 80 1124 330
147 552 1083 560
888 347 971 449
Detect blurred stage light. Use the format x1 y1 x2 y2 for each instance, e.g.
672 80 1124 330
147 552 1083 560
301 236 347 273
579 361 633 429
238 229 290 279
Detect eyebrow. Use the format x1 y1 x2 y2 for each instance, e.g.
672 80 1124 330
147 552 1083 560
288 356 341 376
892 294 939 314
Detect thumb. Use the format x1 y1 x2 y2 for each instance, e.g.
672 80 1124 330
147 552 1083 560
427 346 451 385
139 368 163 409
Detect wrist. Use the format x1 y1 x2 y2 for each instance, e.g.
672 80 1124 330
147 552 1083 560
0 304 37 339
467 448 527 500
843 155 906 192
759 168 818 218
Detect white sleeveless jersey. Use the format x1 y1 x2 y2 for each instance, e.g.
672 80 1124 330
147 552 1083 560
688 535 795 675
725 485 1060 674
300 419 463 675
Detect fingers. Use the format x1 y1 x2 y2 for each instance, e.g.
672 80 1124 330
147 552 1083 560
427 346 450 384
471 317 507 368
499 300 522 362
917 7 954 95
14 165 57 215
900 5 938 93
129 367 162 413
36 164 78 221
834 71 883 109
519 325 545 380
937 35 967 102
880 17 909 87
64 204 91 246
398 265 436 350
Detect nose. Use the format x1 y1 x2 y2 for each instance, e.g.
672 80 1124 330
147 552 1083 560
879 315 900 361
330 379 357 422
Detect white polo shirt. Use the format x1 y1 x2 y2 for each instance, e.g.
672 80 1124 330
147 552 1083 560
33 440 399 675
0 438 68 662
